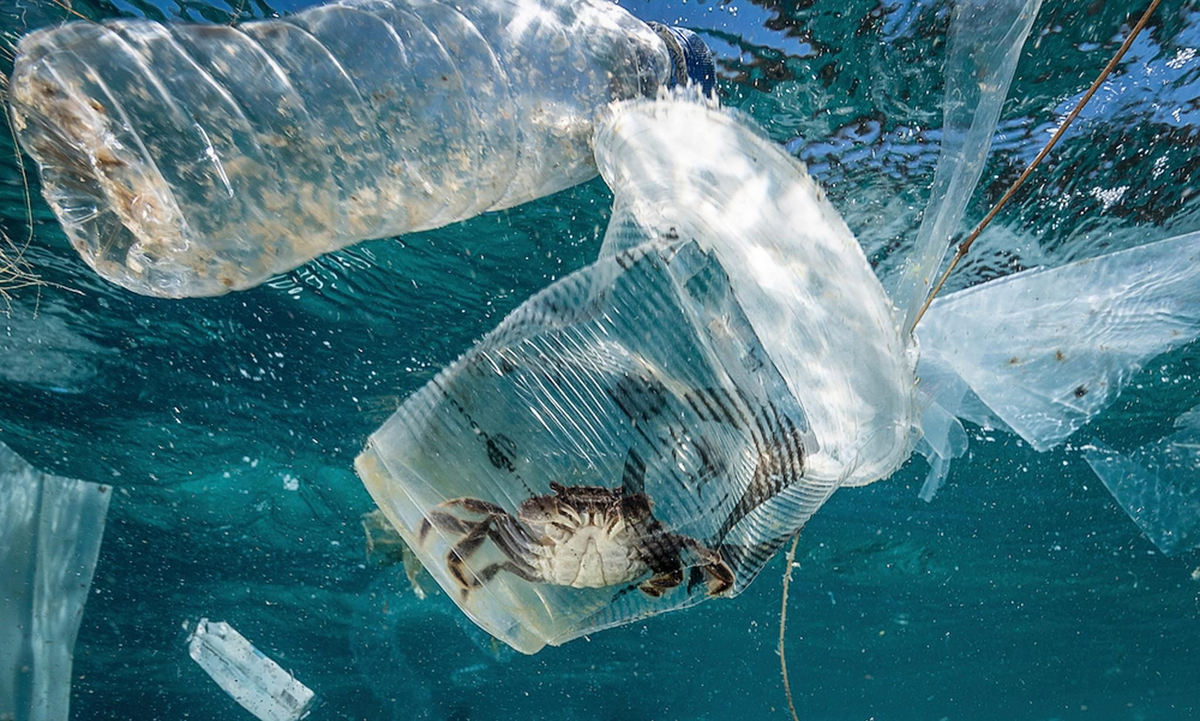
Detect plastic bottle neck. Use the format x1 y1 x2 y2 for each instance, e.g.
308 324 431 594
648 23 716 96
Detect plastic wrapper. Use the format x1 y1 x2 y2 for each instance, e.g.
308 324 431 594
0 441 111 721
8 0 671 297
356 99 916 653
187 618 315 721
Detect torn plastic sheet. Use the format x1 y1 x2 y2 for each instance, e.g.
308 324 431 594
1084 408 1200 556
187 618 315 721
0 441 111 721
916 230 1200 454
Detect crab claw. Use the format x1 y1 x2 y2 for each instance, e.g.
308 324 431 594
638 568 685 597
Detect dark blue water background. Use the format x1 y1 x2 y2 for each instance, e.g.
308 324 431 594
1 0 1198 718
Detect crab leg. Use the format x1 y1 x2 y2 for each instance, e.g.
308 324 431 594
474 560 542 586
446 516 501 591
436 508 545 599
488 517 547 564
418 497 508 543
676 536 735 596
417 509 475 543
439 497 510 516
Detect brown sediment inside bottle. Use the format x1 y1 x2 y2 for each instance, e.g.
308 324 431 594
10 59 194 292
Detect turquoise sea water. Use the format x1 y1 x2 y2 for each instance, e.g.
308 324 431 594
1 0 1199 718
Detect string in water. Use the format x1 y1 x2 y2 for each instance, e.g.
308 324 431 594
779 533 802 721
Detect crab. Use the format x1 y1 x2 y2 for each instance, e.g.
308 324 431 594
417 482 735 600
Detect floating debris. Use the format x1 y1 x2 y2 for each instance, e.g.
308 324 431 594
0 441 110 721
6 0 702 297
187 619 314 721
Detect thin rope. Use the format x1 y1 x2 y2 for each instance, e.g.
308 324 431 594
779 533 801 721
909 0 1162 330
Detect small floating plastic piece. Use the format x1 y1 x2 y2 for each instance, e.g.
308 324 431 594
357 98 916 653
0 441 110 721
8 0 676 297
187 618 315 721
1084 408 1200 555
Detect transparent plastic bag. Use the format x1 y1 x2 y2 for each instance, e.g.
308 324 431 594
9 0 673 297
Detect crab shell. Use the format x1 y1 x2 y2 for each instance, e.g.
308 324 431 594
516 484 655 589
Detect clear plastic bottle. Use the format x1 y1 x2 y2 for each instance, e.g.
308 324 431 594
9 0 712 297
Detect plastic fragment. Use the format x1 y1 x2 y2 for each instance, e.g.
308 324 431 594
187 619 314 721
0 441 110 721
1084 407 1200 555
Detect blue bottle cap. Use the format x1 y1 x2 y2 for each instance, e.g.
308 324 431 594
649 23 716 96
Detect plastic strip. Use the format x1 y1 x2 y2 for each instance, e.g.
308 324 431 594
893 0 1043 333
0 441 111 721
